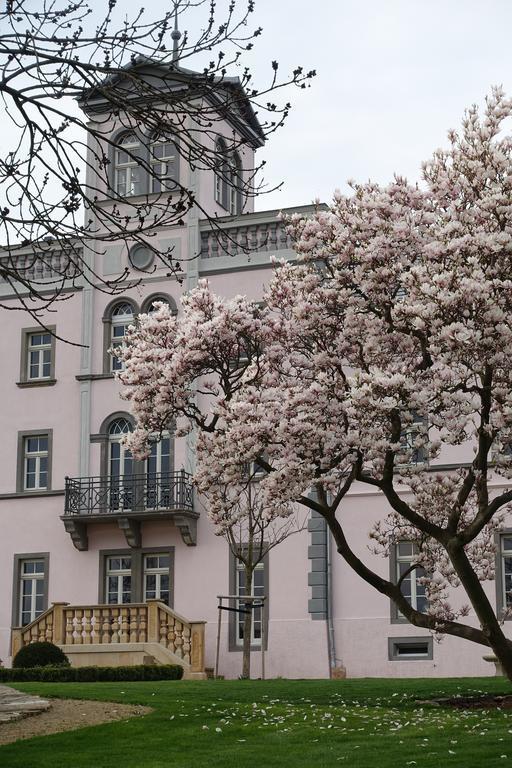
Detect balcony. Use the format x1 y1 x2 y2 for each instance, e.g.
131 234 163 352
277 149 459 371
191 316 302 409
62 471 198 551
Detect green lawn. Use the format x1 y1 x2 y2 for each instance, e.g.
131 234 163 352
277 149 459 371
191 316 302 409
1 678 512 768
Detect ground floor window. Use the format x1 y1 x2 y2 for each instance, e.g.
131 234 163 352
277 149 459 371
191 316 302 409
497 534 512 613
228 547 269 652
12 553 49 627
143 553 171 603
99 548 174 606
235 560 265 647
106 555 132 604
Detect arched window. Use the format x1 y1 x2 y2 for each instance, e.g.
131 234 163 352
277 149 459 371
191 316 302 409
110 302 134 372
108 417 133 511
215 137 229 209
114 132 142 197
149 134 179 193
229 151 243 215
141 293 178 316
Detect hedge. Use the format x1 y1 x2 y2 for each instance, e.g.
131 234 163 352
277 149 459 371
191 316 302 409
0 664 184 682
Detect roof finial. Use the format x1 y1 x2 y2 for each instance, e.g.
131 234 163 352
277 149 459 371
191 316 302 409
171 4 182 64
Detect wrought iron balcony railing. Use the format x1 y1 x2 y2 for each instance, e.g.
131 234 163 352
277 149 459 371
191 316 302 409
64 471 194 516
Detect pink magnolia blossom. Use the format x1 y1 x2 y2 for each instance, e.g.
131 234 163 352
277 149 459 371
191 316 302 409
120 87 512 678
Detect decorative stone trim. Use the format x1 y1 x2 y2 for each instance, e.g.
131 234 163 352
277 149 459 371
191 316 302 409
308 511 327 620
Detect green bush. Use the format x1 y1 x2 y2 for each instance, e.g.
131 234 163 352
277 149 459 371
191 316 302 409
12 641 70 669
0 664 184 682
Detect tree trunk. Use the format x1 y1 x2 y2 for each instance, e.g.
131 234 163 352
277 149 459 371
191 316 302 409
241 564 253 679
447 542 512 681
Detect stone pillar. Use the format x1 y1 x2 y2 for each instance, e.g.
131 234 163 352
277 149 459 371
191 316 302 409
52 602 70 645
190 621 206 673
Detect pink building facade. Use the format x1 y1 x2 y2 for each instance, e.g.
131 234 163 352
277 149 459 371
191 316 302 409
0 61 510 679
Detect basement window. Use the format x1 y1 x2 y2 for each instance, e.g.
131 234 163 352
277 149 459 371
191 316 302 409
388 636 433 661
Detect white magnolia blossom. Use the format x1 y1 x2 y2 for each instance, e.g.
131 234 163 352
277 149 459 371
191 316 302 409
119 88 512 668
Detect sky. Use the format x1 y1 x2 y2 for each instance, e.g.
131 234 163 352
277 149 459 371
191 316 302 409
6 0 512 215
160 0 511 212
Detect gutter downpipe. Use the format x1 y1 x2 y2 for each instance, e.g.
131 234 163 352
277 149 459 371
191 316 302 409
326 522 337 677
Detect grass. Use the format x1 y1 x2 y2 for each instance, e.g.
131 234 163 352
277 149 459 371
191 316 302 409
1 677 512 768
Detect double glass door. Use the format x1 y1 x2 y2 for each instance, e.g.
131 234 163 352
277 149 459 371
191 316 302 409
108 419 173 511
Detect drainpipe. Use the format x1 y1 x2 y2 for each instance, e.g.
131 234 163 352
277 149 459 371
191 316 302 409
326 524 337 677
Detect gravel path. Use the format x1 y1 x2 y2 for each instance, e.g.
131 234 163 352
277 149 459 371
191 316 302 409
0 691 151 745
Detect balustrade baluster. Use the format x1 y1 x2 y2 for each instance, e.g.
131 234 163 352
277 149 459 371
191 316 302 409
278 221 288 250
139 607 147 642
182 626 191 665
65 610 74 644
268 222 278 252
129 607 139 642
111 608 120 643
158 609 168 648
120 607 130 642
91 609 101 643
83 609 92 644
174 621 183 658
74 609 83 644
101 608 112 643
239 226 248 254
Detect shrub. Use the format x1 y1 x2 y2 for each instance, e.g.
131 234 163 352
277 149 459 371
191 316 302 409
12 642 70 669
0 664 184 682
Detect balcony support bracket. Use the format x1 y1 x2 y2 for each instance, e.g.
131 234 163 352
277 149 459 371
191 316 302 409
174 514 197 546
118 517 142 548
63 519 89 551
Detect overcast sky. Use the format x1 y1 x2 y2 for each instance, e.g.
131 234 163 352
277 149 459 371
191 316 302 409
198 0 512 212
7 0 512 216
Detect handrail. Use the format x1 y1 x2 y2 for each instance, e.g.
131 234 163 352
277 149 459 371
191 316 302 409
64 470 194 515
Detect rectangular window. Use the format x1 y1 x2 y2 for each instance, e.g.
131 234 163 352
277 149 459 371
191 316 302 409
150 138 177 193
99 548 174 606
27 333 52 380
399 412 428 465
105 556 132 604
12 553 49 628
236 560 265 647
388 636 433 660
19 326 56 386
499 535 512 612
228 546 269 652
22 434 49 491
391 541 427 621
143 553 171 603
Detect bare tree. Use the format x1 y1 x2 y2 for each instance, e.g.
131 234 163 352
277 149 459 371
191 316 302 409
0 0 315 319
212 464 306 679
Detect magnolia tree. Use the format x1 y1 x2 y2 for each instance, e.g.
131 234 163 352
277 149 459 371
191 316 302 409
120 87 512 680
213 473 306 678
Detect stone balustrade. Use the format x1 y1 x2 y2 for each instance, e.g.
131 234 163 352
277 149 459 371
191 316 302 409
198 204 323 261
11 600 205 674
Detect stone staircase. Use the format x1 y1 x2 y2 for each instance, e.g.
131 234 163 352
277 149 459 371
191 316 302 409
11 600 206 679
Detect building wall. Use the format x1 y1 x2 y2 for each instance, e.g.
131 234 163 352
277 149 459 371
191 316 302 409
0 88 506 680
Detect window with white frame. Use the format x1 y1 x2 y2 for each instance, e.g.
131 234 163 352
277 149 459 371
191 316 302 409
27 332 52 381
146 433 173 509
105 556 132 604
108 418 134 511
110 302 134 372
143 553 171 603
398 412 428 465
149 135 177 193
235 560 265 647
500 535 512 611
114 133 142 197
395 541 428 614
215 138 228 207
101 549 173 606
23 435 49 491
19 559 46 625
229 152 242 215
